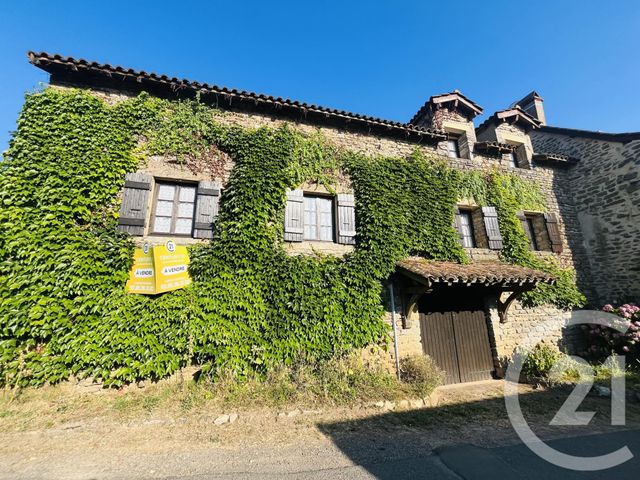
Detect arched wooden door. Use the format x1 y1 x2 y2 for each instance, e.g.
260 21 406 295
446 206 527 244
418 290 495 384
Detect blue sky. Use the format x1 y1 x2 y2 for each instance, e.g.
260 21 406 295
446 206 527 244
1 1 639 152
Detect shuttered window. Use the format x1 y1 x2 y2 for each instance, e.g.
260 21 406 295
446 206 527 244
517 211 562 253
505 151 517 168
522 216 539 251
304 195 334 241
456 210 476 247
446 139 461 159
151 182 197 236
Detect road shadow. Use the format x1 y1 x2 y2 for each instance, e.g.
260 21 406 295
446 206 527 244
316 385 640 479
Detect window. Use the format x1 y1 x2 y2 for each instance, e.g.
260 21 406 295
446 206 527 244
151 182 197 236
303 195 334 241
505 142 525 168
446 138 461 159
456 209 476 248
522 215 540 251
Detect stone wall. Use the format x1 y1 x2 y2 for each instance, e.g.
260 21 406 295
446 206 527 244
53 82 594 372
531 130 640 304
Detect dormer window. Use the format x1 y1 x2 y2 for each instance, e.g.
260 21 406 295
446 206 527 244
504 142 525 168
447 138 461 159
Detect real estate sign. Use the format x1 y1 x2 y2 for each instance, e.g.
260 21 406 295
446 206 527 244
125 245 156 294
153 241 192 293
125 241 191 294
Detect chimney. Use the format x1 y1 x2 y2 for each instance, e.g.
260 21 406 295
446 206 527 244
513 91 546 125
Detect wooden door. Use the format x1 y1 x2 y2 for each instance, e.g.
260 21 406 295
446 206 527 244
419 292 494 384
452 310 495 383
420 311 461 385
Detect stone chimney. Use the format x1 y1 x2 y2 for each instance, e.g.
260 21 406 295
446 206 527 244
513 91 546 125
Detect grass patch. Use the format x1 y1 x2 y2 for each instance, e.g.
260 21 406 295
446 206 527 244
0 354 443 431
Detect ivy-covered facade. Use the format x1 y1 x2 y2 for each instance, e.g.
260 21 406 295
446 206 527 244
2 51 625 387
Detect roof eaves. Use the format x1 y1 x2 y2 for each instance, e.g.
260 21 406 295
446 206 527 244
28 51 447 144
409 90 483 125
537 125 640 144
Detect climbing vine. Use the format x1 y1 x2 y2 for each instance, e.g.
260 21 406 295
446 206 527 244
0 88 583 387
459 170 586 309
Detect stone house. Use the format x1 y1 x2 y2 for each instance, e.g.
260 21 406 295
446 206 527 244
26 52 640 384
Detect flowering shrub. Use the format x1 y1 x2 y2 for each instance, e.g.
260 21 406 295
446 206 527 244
583 304 640 360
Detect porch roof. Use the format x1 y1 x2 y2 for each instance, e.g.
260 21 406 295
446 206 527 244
397 257 556 288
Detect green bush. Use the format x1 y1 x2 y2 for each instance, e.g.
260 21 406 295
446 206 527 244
399 355 444 397
520 344 561 380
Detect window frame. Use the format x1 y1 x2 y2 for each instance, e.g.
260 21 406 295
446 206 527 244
302 193 336 242
149 180 198 237
456 208 477 248
523 214 540 251
505 142 525 168
446 137 461 159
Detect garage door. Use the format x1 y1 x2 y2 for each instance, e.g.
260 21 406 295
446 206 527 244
419 293 495 384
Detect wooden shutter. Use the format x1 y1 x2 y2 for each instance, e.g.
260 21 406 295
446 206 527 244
458 133 471 159
284 189 304 242
118 172 152 236
481 206 503 250
544 212 563 253
193 181 221 239
453 206 465 244
337 194 356 245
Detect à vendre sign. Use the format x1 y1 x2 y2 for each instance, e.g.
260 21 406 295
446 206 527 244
125 241 192 294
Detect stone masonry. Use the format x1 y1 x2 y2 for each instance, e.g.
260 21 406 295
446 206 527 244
531 129 640 305
35 52 638 379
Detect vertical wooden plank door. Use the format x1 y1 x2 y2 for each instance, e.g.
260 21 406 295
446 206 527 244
419 294 494 384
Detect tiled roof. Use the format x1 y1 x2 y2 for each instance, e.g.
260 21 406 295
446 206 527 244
410 90 483 124
28 51 447 144
397 257 555 288
538 125 640 144
473 141 515 156
476 106 541 133
533 152 579 166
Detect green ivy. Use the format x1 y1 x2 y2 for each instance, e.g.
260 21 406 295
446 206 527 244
0 88 584 387
460 170 586 309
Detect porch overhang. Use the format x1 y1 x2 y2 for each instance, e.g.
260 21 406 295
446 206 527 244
396 257 556 322
397 258 555 289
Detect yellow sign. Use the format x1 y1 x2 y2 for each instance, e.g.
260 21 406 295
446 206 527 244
125 241 191 295
152 241 192 294
125 245 156 294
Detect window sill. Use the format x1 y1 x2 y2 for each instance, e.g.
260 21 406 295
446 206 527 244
134 236 208 247
284 241 354 257
464 248 500 262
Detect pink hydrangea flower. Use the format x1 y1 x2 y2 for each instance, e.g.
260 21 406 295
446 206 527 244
602 304 614 312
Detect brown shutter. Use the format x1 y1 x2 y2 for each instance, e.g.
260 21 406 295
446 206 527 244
118 172 152 236
337 194 356 245
458 133 471 159
193 181 221 239
453 206 465 244
481 206 503 250
284 189 304 242
544 212 563 253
